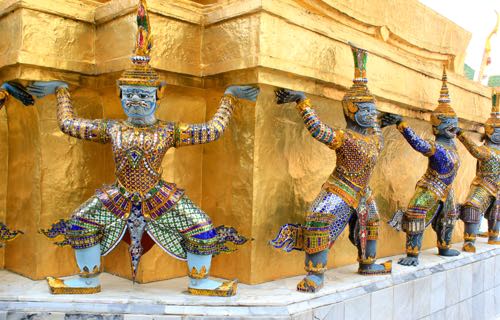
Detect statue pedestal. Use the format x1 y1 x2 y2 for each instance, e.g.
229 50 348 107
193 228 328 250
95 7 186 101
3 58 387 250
1 239 499 320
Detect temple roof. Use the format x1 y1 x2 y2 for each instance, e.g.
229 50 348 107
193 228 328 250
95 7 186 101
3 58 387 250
489 75 500 88
464 64 475 80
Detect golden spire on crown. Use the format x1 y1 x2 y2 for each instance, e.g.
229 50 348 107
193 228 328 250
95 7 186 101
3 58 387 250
492 90 499 113
117 0 161 88
352 44 368 83
431 65 456 126
485 90 500 135
341 43 375 121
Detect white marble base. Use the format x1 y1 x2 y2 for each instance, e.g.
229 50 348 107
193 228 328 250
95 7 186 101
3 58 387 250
1 239 499 320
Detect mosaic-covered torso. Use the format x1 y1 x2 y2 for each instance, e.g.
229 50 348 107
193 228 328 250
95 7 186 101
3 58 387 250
109 121 175 194
476 149 500 193
324 129 382 208
458 132 500 196
418 143 460 200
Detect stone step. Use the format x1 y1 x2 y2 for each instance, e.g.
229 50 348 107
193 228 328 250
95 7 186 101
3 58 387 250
1 239 499 319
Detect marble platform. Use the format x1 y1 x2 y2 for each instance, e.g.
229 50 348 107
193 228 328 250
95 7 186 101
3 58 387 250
1 239 499 320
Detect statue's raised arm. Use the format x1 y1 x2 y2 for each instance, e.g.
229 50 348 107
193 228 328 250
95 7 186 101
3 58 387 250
274 87 401 151
28 81 110 144
457 129 491 161
275 88 344 149
396 121 437 157
175 85 259 147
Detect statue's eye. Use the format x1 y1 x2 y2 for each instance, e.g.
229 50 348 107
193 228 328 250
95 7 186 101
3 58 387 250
139 94 147 99
127 94 134 99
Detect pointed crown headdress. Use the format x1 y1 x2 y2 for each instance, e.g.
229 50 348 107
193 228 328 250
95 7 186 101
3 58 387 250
485 90 500 135
430 65 456 126
342 44 376 121
117 0 161 88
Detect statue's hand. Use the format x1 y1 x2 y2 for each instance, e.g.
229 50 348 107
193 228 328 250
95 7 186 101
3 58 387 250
27 81 69 98
380 112 403 128
275 88 306 104
1 82 35 106
225 86 260 102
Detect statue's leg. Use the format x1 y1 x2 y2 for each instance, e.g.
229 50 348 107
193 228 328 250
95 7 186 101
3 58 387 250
44 197 125 294
186 252 237 296
399 187 440 266
461 186 492 252
47 244 101 293
297 190 353 293
434 191 460 257
148 196 240 297
487 201 500 244
297 250 329 293
462 208 480 253
487 220 500 244
356 195 391 275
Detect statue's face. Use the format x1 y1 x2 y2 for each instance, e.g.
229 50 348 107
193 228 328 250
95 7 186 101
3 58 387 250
487 127 500 144
354 102 378 128
120 85 157 119
435 115 458 138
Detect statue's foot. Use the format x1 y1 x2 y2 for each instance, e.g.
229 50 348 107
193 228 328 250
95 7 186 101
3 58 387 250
188 278 238 297
47 276 101 294
296 274 324 293
488 237 500 245
358 261 392 275
398 256 419 266
462 242 476 253
438 248 460 257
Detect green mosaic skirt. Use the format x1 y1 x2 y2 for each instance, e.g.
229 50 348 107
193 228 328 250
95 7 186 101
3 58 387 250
41 195 247 260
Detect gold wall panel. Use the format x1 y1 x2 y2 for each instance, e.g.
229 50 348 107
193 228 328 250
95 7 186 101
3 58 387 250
317 0 470 66
0 108 7 268
201 88 256 283
16 9 95 74
96 12 201 76
256 12 490 123
0 0 100 23
202 14 260 76
4 98 43 278
0 10 22 69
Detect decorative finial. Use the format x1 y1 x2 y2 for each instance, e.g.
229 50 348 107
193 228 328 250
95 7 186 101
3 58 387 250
349 43 368 83
438 65 450 105
341 42 375 122
430 64 456 127
117 0 160 88
133 0 152 63
485 90 500 135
